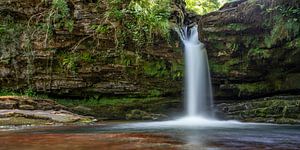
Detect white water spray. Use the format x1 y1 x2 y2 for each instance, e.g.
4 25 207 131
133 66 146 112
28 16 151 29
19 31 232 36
178 26 214 118
116 26 245 128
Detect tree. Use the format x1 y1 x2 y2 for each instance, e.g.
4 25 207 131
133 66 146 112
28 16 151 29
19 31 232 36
186 0 230 15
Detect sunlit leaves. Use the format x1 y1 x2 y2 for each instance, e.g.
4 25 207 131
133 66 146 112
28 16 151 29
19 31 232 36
186 0 230 15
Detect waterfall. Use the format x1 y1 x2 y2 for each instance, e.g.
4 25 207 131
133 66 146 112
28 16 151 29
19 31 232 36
177 26 214 118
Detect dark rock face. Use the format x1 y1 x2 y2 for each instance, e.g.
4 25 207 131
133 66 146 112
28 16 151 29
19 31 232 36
216 96 300 124
0 0 184 98
193 0 300 101
0 96 66 110
0 96 95 125
1 0 300 123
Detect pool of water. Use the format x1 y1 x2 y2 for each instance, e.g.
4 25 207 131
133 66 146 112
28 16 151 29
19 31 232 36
1 119 300 150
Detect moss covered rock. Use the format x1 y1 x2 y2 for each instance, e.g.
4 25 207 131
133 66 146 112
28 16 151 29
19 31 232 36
191 0 300 100
216 95 300 124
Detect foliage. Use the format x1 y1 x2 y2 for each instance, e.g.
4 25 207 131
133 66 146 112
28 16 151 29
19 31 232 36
248 48 271 59
56 97 157 107
0 16 24 64
55 97 179 119
94 0 171 49
209 59 241 74
143 60 168 77
24 88 37 97
60 53 80 73
0 88 39 97
81 52 95 63
226 23 249 31
117 51 141 66
171 61 184 79
148 89 162 97
185 0 230 15
237 82 270 96
264 6 300 48
38 0 74 45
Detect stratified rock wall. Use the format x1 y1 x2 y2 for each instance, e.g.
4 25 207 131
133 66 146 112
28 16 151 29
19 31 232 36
0 0 185 98
0 0 299 102
194 0 300 101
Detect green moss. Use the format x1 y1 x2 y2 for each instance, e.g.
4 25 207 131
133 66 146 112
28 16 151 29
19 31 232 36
264 6 300 48
0 16 25 64
233 98 300 123
170 60 184 79
143 60 168 77
55 97 180 120
248 48 271 59
60 53 80 73
226 23 250 31
116 51 140 66
209 58 242 75
0 117 52 126
285 37 300 49
80 52 95 63
209 61 230 74
99 0 171 49
237 82 270 95
147 89 162 97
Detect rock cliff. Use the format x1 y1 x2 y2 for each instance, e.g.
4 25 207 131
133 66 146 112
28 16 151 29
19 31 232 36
0 0 299 123
0 0 184 98
193 0 300 101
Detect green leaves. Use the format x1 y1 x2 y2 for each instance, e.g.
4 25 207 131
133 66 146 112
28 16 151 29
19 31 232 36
91 25 109 34
186 0 224 15
103 0 171 49
143 61 168 77
0 25 5 33
52 0 70 17
264 6 300 48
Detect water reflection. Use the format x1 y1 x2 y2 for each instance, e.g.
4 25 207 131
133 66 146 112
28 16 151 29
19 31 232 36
1 122 300 150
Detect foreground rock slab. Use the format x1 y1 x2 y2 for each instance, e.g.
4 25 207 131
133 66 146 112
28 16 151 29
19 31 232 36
0 96 96 126
216 95 300 124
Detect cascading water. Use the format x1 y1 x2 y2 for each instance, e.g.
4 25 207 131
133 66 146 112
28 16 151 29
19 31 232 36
117 25 242 128
177 26 214 118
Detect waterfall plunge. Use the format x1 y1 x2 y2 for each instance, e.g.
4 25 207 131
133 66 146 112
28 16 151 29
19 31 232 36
178 26 214 118
116 26 243 128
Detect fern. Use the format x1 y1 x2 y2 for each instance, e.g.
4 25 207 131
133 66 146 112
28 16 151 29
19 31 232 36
265 6 300 48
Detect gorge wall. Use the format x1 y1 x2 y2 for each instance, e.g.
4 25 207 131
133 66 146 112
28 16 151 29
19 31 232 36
0 0 299 122
0 0 185 99
194 0 300 102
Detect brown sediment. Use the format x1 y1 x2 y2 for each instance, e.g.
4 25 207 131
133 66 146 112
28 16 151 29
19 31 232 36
0 133 183 150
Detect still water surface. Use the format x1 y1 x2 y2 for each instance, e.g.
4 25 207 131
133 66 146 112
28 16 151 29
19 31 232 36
0 121 300 150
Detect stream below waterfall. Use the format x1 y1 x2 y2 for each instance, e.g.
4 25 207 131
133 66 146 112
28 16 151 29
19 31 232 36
1 122 300 150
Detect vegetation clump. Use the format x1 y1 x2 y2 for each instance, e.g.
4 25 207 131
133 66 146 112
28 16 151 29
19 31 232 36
186 0 231 15
264 5 300 48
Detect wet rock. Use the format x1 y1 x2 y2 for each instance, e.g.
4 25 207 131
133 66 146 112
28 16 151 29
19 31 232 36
0 96 66 110
19 105 35 110
193 0 300 100
216 95 300 124
0 100 18 109
0 0 184 99
0 96 96 126
126 109 168 121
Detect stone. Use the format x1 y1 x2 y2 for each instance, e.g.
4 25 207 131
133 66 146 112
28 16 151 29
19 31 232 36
126 109 168 121
19 105 35 110
0 100 18 109
0 96 96 125
216 96 300 124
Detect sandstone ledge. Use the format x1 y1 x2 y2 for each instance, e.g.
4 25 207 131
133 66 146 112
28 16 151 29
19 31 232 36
0 96 96 126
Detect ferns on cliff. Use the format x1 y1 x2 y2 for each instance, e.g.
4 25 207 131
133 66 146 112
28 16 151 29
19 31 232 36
264 6 300 48
0 16 24 64
93 0 171 49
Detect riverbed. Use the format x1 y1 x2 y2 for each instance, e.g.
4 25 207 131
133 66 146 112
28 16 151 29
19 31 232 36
1 120 300 150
